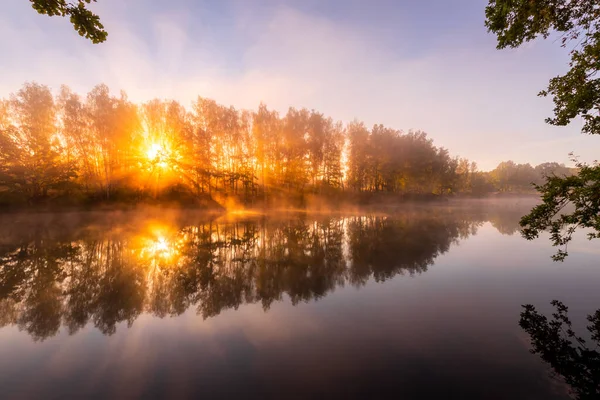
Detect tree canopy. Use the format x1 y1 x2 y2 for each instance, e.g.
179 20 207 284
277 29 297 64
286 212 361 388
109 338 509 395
0 82 573 209
485 0 600 260
29 0 106 43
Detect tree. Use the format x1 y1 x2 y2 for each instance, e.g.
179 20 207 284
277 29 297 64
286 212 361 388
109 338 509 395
485 0 600 260
0 82 76 204
281 108 310 193
29 0 107 43
140 99 189 197
57 85 95 191
521 158 600 261
534 162 573 185
347 121 370 192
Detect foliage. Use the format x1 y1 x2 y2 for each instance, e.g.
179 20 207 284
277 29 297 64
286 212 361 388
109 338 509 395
0 82 462 207
521 158 600 261
0 83 77 204
485 0 600 259
0 82 576 209
485 0 600 134
347 124 463 194
519 301 600 399
29 0 106 43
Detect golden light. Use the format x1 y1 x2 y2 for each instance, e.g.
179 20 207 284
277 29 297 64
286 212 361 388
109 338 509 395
341 139 349 182
146 235 175 259
144 142 172 170
133 223 182 264
146 143 163 161
154 236 169 252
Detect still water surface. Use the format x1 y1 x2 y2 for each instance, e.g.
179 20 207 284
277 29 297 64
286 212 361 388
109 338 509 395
0 202 598 399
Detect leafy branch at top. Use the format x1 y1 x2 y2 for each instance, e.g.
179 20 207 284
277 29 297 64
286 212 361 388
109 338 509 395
485 1 600 260
29 0 106 43
486 0 600 135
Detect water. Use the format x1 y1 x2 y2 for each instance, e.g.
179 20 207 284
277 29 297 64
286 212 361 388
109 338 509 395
0 202 598 399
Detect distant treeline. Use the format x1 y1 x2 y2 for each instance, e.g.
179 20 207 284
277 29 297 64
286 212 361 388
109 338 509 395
0 82 575 208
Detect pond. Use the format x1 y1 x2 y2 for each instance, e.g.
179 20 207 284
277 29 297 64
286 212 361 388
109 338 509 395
0 201 598 399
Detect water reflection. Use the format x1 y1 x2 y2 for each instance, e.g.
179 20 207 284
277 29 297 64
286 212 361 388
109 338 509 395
0 206 519 341
520 301 600 399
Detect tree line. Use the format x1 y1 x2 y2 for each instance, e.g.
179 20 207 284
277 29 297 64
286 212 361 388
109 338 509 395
0 82 574 208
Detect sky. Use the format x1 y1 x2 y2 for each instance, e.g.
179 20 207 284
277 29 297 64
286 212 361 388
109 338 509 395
1 0 598 171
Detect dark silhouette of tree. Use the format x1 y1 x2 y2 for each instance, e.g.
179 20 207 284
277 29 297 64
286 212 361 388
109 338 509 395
485 0 600 260
519 301 600 400
29 0 107 43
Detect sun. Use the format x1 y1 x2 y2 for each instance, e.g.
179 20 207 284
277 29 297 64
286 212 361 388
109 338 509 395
145 142 170 169
146 143 163 161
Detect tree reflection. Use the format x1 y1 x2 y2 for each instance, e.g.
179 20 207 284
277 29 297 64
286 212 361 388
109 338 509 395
0 210 498 340
347 213 475 284
519 301 600 400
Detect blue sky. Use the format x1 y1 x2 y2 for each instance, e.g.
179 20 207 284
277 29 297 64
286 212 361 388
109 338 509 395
1 0 598 170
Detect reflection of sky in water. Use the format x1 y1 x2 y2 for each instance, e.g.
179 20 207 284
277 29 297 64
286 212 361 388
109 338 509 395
0 205 598 399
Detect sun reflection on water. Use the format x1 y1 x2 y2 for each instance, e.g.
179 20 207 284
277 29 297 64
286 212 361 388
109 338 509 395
150 236 172 258
135 223 182 264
